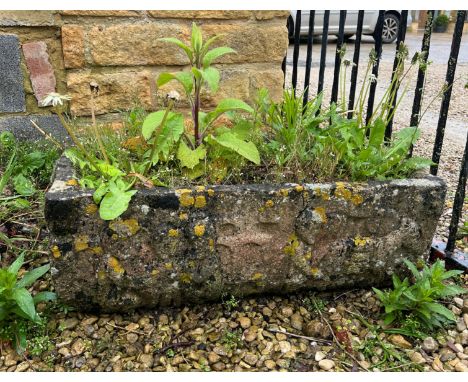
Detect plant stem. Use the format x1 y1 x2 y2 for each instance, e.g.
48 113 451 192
144 100 174 176
90 92 109 164
193 79 201 146
55 111 104 177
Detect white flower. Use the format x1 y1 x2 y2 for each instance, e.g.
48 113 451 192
368 74 377 83
166 90 181 102
40 92 72 107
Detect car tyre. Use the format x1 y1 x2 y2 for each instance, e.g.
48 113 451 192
379 13 400 44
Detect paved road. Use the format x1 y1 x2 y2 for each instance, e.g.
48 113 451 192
286 31 468 67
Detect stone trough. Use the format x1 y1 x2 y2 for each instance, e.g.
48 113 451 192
45 156 446 312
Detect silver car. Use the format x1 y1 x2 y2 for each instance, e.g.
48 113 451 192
288 11 412 44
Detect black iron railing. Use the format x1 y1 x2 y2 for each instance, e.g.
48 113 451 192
284 10 467 267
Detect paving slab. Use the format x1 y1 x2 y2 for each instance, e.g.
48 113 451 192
0 114 70 144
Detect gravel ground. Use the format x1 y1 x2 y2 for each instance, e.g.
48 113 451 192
1 278 467 372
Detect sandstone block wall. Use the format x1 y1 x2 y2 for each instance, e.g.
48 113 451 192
0 10 289 121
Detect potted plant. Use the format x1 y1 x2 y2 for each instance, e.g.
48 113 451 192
43 25 446 312
434 13 450 33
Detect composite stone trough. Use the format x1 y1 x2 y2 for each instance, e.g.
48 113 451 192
45 156 446 312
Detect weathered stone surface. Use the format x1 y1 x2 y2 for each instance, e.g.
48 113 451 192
88 23 191 66
66 70 154 116
249 66 284 102
61 25 85 69
0 115 70 144
60 10 141 17
67 65 283 116
0 11 57 26
22 41 56 104
45 156 446 311
0 34 25 112
254 11 290 20
196 23 288 64
147 11 252 19
87 22 287 67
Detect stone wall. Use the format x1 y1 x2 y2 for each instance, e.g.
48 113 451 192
0 10 288 125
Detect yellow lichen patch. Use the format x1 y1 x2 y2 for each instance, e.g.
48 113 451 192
251 273 264 281
164 262 173 270
350 193 364 206
314 188 331 201
335 182 353 200
111 234 119 240
196 186 206 193
303 191 310 200
179 212 189 220
283 233 300 256
91 246 103 255
314 207 328 223
264 200 274 208
66 179 78 187
74 235 89 252
85 203 98 215
188 261 196 269
295 185 304 193
207 189 215 197
354 236 370 247
194 195 207 208
168 229 179 237
179 193 195 207
208 238 215 251
97 270 106 281
194 224 206 237
180 273 192 284
51 245 61 259
176 189 195 207
304 251 312 260
310 267 321 277
278 188 289 197
109 218 140 237
108 256 124 274
151 269 160 277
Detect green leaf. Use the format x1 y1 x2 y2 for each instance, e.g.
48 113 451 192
424 302 455 321
12 288 37 322
200 67 220 93
8 252 25 275
142 111 170 141
13 174 35 196
404 259 421 279
95 161 124 178
17 264 50 288
368 118 386 148
156 72 193 95
209 132 260 165
93 182 109 204
205 98 254 126
191 22 203 52
151 113 185 162
177 141 207 169
203 47 236 68
158 37 193 62
0 147 16 195
33 291 57 304
99 187 137 221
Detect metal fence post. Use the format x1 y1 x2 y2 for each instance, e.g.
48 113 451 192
431 10 466 175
